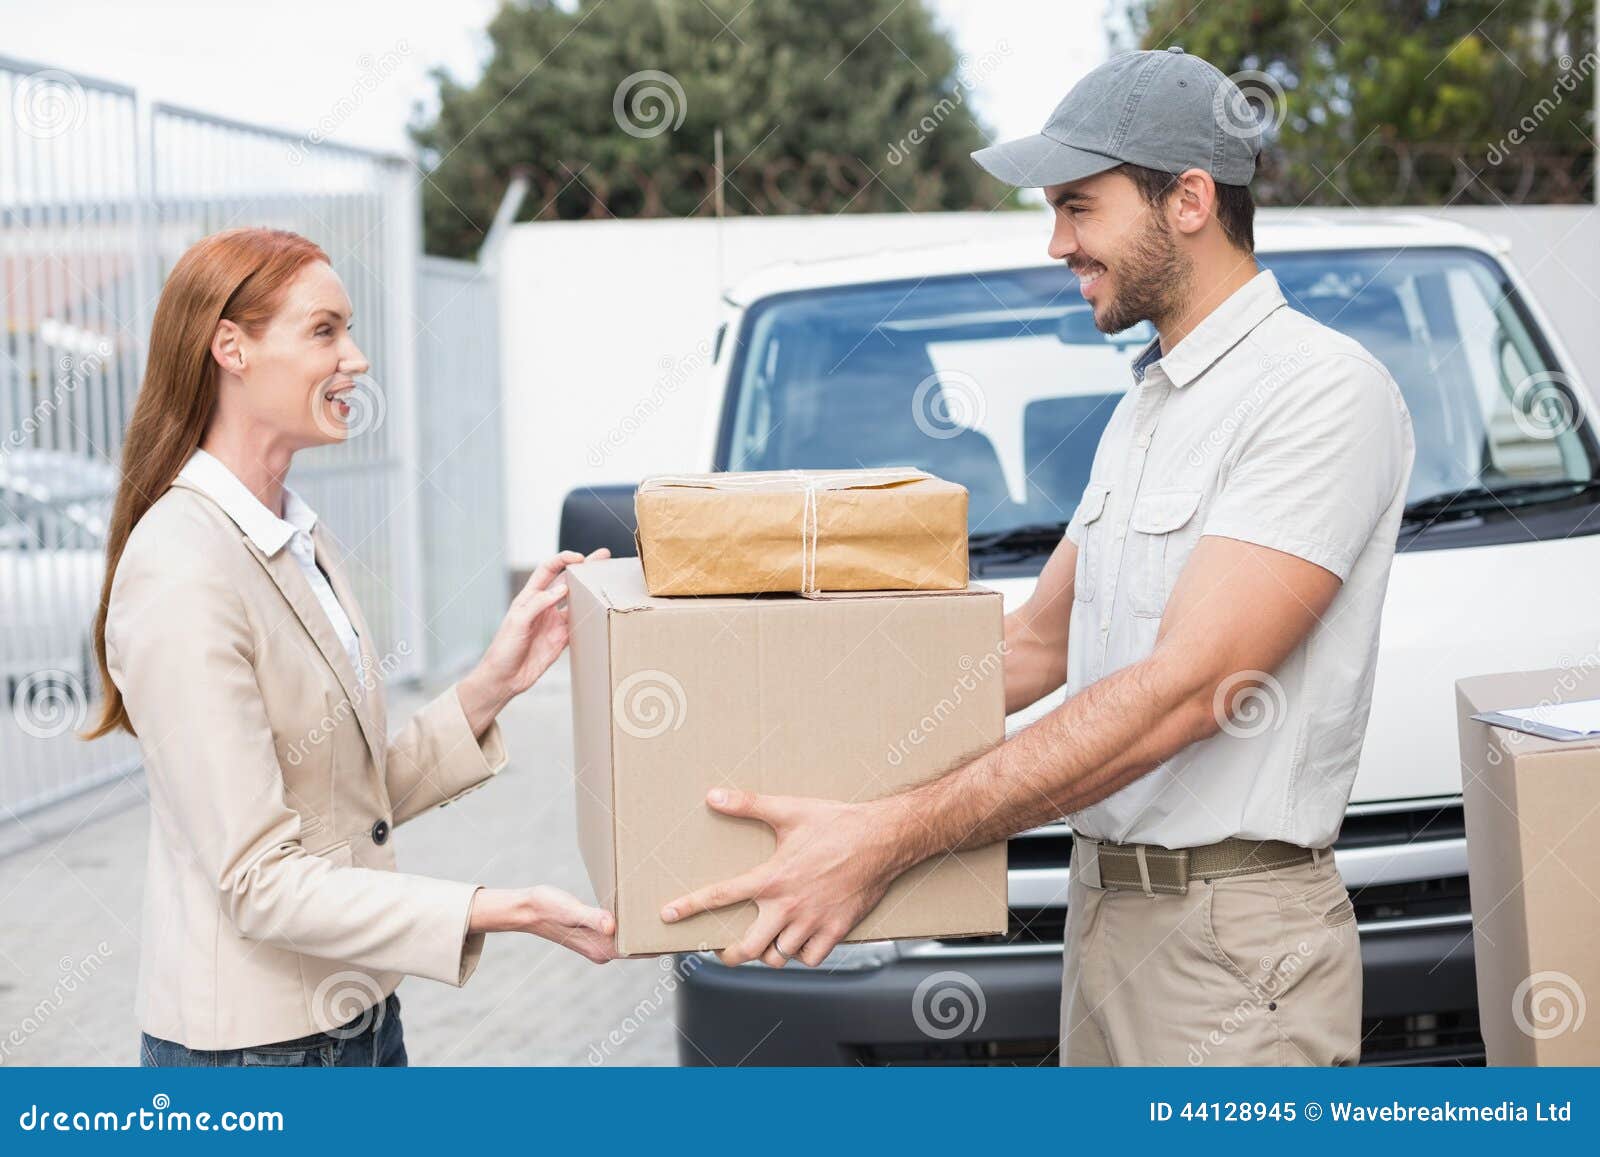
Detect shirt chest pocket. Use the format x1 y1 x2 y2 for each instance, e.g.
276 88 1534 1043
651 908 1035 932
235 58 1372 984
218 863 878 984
1127 488 1203 618
1072 483 1111 603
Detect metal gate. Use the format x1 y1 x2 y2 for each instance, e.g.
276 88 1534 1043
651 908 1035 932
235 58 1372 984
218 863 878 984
416 256 506 677
1 55 498 820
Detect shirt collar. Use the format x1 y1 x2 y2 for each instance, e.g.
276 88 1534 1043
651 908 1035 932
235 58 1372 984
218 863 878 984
1130 268 1287 389
1131 337 1163 382
176 448 317 557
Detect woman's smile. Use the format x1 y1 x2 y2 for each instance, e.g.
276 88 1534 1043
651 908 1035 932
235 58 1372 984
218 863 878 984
322 378 355 419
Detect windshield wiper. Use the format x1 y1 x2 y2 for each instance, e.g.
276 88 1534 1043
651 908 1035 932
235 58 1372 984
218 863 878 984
1402 479 1600 526
968 520 1070 559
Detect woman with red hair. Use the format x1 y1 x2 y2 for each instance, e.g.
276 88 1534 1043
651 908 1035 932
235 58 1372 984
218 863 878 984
85 227 615 1067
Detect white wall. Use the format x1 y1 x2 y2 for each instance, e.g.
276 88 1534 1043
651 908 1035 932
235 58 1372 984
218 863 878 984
498 205 1600 571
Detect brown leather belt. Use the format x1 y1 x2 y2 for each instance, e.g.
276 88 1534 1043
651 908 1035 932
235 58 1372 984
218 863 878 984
1071 834 1324 896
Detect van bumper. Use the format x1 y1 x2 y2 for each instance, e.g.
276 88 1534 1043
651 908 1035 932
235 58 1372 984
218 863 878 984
674 920 1482 1066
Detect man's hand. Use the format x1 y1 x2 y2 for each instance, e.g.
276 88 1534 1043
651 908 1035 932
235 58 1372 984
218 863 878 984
660 539 1344 970
660 788 917 968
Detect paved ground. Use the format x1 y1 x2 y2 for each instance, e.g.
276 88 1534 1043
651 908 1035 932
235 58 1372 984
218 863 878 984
0 661 681 1067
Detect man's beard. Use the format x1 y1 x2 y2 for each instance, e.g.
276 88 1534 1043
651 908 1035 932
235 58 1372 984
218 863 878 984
1091 214 1193 336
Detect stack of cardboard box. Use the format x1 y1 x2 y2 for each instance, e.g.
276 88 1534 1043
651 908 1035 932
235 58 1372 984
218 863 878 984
568 469 1010 956
1456 667 1600 1064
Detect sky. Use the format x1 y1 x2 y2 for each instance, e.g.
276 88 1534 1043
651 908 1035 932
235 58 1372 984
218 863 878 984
0 0 1116 157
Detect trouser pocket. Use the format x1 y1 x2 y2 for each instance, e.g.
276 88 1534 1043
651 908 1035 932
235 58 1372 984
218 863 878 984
241 1042 337 1066
1206 862 1363 1065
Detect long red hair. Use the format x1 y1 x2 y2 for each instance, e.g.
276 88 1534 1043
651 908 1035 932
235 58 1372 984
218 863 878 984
83 227 328 739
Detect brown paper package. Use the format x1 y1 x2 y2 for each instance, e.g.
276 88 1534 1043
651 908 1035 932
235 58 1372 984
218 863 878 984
634 467 969 596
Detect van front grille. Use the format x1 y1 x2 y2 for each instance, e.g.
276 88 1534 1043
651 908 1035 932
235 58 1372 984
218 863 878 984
1360 1009 1484 1066
1351 874 1471 923
844 1014 1486 1068
848 1037 1059 1066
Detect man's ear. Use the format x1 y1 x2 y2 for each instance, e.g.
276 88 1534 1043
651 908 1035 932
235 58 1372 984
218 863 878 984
211 319 244 375
1170 168 1218 238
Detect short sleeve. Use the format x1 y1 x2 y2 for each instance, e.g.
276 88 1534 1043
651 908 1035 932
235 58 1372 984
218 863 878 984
1201 353 1413 581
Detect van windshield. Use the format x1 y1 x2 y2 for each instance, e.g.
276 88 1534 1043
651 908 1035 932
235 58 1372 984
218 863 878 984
719 247 1596 552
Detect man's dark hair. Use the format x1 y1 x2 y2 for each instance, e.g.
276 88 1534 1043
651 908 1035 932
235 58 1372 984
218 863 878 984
1115 162 1255 254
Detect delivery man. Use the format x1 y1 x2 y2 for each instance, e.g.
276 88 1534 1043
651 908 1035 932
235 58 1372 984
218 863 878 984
660 47 1415 1066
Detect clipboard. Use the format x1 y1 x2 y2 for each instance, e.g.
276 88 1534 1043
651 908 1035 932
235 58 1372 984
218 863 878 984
1472 709 1600 743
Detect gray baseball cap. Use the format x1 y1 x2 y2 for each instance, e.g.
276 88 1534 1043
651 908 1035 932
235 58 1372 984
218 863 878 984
972 47 1262 189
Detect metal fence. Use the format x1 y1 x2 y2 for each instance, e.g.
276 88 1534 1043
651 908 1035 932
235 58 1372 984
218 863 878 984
489 138 1595 224
1 55 502 820
416 256 506 678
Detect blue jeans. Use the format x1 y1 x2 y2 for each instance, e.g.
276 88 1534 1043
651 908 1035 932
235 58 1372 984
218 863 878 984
139 992 407 1067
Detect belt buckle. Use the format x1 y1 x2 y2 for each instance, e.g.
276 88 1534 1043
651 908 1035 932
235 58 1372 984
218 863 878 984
1107 842 1191 895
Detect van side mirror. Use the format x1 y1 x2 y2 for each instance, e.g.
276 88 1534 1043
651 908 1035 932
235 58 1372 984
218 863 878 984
558 484 639 557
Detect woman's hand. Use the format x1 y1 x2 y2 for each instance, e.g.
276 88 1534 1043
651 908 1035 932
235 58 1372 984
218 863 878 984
468 886 618 964
457 548 610 736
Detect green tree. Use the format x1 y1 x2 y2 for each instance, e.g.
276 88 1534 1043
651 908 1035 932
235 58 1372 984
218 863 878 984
410 0 1012 256
1121 0 1594 205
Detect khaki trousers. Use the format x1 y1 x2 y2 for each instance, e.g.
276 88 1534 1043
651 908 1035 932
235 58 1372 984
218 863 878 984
1059 851 1362 1066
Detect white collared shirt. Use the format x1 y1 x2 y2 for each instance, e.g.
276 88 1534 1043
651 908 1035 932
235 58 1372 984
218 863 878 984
177 448 364 676
1063 269 1415 849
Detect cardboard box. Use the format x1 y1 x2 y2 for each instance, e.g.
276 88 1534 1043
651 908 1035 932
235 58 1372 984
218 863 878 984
1456 666 1600 1064
568 557 1009 956
633 467 968 596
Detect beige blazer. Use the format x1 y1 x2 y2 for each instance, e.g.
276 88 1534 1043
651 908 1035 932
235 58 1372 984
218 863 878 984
105 476 508 1050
